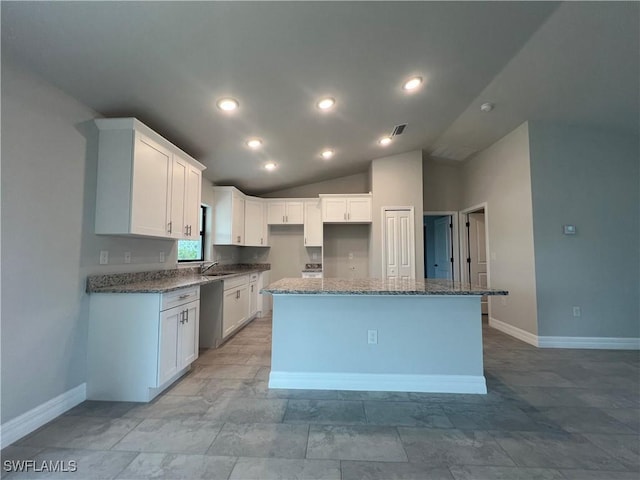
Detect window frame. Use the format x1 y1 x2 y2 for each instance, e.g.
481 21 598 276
177 205 206 263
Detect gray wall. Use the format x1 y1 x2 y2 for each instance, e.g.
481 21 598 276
369 151 425 279
528 121 640 338
262 172 370 198
423 156 463 211
323 224 370 278
460 122 539 335
1 60 178 423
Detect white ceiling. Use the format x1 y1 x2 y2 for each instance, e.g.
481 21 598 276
2 2 638 195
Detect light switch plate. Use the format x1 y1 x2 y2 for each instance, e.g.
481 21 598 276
99 250 109 265
563 225 576 235
124 252 131 264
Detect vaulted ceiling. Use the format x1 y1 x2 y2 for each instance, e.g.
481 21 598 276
2 2 638 195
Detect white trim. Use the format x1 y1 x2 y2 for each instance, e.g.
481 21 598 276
459 202 490 317
490 317 640 350
269 371 487 394
538 336 640 350
0 383 86 448
489 317 539 346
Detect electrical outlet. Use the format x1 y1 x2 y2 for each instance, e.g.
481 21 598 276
124 252 131 264
368 329 378 344
312 252 318 260
572 306 581 317
159 251 166 263
348 252 354 260
99 250 109 265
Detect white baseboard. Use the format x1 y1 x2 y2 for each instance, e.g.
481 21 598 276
489 317 539 346
538 336 640 350
489 317 640 350
269 371 487 394
0 383 86 448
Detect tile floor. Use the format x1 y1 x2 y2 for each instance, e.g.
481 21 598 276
2 314 639 479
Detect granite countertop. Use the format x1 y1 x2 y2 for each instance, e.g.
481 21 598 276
261 277 508 296
87 264 270 294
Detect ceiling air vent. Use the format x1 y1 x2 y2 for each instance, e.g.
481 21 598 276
391 124 407 137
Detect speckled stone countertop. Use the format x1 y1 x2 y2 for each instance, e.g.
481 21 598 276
261 278 508 296
87 264 270 294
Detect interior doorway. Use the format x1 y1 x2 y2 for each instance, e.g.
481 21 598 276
423 211 459 281
460 204 490 316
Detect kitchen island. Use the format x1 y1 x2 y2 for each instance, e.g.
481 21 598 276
262 278 508 394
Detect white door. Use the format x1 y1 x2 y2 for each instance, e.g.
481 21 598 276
285 201 304 224
267 202 286 225
158 307 179 385
169 156 187 239
232 193 245 245
304 200 323 246
245 198 265 246
383 209 415 280
434 216 452 279
322 198 347 222
346 198 372 222
468 212 488 314
184 164 202 239
249 281 258 317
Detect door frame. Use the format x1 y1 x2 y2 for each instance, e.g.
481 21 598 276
423 211 460 281
459 202 491 316
381 206 416 280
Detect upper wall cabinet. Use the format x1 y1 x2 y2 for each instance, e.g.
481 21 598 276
320 194 372 223
212 186 245 245
244 196 269 247
94 118 205 239
304 199 323 247
267 200 304 225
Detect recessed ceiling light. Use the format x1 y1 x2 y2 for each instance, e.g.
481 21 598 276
264 162 277 171
246 138 263 149
402 76 423 92
378 136 392 146
216 97 239 111
320 149 334 159
480 102 494 112
316 97 335 110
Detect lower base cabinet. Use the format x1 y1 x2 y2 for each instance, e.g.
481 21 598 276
88 286 200 402
222 281 249 338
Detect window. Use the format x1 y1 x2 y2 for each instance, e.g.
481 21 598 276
178 206 206 262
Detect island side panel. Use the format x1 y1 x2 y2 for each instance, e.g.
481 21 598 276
269 294 486 394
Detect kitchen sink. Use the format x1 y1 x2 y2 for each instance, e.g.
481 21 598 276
204 272 234 277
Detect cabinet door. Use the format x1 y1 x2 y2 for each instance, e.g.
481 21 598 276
245 198 265 246
184 163 202 239
237 284 250 324
168 155 187 239
267 202 286 225
347 197 372 222
222 288 239 338
179 301 199 367
322 198 347 222
232 192 245 245
304 201 323 246
285 202 304 224
131 134 172 237
249 281 258 317
158 307 180 386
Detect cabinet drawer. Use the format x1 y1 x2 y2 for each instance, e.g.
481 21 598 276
249 273 259 282
161 286 200 311
223 275 249 291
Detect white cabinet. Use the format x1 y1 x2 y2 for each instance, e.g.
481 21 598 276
88 286 200 402
320 194 372 223
183 162 203 239
267 200 304 225
222 275 250 338
304 200 323 247
94 118 205 239
213 186 246 245
158 299 199 385
245 197 268 246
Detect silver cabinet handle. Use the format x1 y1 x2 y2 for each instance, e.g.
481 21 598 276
168 221 172 233
304 237 307 245
282 215 285 223
260 238 263 245
180 311 185 324
185 309 189 323
348 212 350 220
179 294 189 299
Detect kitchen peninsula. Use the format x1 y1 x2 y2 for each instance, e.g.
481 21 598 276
262 278 508 394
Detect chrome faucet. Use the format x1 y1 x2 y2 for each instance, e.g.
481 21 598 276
200 261 219 274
